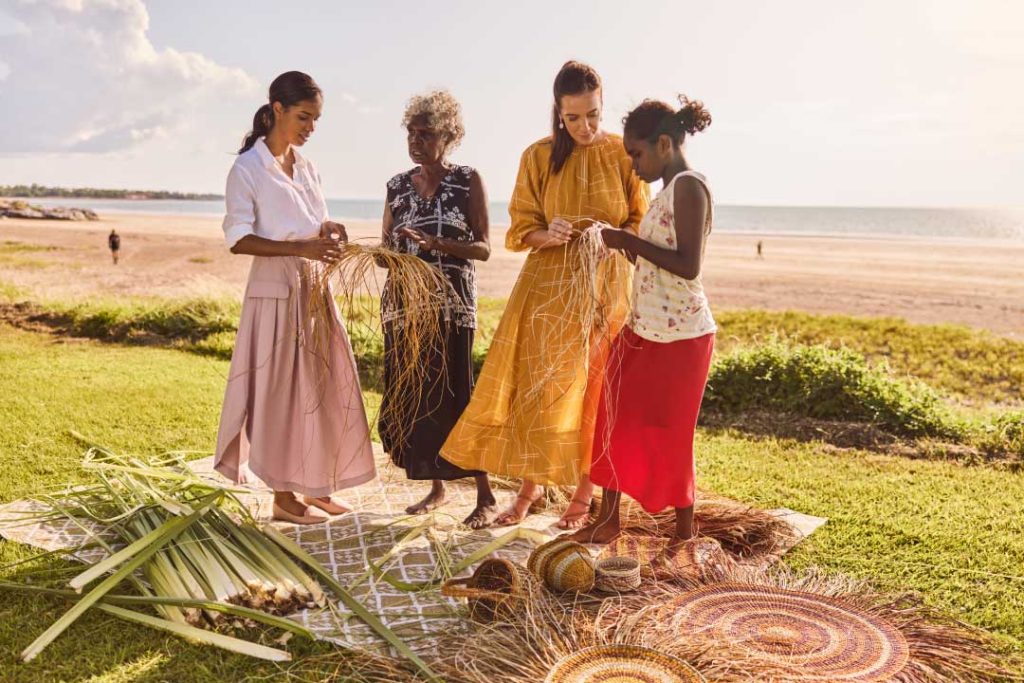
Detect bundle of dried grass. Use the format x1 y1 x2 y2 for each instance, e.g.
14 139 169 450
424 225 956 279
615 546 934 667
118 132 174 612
619 493 799 561
307 241 459 449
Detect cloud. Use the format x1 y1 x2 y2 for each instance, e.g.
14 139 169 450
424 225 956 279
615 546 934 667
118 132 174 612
0 0 259 154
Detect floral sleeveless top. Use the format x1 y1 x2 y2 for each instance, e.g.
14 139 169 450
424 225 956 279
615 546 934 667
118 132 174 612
383 165 478 329
629 170 717 342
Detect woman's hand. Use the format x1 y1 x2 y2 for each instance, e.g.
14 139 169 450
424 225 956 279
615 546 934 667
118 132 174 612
320 220 349 244
298 236 344 264
521 217 577 250
397 226 442 252
601 227 637 261
543 217 574 247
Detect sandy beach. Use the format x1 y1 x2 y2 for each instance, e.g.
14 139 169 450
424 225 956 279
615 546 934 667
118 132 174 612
1 212 1022 338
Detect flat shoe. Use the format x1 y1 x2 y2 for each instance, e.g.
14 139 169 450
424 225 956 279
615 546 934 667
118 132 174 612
272 502 329 525
303 494 353 516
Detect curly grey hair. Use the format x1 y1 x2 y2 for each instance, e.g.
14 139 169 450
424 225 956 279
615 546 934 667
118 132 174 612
401 89 465 152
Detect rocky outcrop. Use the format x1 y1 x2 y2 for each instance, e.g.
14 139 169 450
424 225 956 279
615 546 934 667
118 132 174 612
0 199 98 221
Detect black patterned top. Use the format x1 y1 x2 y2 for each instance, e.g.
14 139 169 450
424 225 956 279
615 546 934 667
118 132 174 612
383 164 478 329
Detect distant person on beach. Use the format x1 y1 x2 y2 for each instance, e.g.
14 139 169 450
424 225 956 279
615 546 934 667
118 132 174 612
213 70 375 525
757 239 764 258
378 89 497 529
440 60 649 529
569 95 716 562
108 229 120 264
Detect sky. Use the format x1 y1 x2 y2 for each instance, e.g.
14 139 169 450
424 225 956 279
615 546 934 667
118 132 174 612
0 0 1022 207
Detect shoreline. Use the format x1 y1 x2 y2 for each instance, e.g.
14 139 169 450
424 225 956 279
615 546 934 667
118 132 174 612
11 198 1022 245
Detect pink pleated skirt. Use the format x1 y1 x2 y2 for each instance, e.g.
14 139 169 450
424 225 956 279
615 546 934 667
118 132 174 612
214 256 375 496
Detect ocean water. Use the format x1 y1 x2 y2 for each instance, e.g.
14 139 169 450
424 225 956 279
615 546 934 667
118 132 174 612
22 197 1024 241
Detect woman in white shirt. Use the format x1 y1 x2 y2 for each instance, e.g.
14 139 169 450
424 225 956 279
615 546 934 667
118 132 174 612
214 71 375 524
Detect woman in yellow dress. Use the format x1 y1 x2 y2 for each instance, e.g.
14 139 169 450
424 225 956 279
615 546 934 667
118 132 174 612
441 61 648 528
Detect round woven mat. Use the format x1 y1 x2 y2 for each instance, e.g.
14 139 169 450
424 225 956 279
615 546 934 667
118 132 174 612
545 644 705 683
670 583 909 681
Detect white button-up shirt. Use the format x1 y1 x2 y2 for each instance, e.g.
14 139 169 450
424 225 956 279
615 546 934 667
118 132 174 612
221 138 329 249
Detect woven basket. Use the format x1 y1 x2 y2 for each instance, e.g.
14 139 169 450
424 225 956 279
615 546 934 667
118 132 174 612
594 556 642 592
441 558 536 623
545 644 705 683
528 538 595 593
667 583 911 680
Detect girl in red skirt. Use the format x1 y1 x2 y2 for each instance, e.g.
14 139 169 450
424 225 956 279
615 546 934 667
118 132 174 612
568 95 716 559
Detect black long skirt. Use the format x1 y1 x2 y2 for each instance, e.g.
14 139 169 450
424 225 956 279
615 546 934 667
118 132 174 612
379 323 483 481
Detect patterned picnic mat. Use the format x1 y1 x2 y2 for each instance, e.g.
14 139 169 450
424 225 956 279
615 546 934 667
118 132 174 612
0 445 826 656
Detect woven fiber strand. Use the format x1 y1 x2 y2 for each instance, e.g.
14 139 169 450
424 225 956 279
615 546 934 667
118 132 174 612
545 644 705 683
670 583 910 681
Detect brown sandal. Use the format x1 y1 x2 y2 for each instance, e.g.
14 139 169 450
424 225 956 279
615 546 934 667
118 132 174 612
555 497 594 530
494 491 543 527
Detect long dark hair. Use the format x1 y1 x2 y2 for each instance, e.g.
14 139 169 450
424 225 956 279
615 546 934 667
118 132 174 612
549 61 601 175
238 71 322 154
622 95 711 146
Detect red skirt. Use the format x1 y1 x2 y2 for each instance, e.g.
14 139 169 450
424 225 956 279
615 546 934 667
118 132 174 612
589 328 714 512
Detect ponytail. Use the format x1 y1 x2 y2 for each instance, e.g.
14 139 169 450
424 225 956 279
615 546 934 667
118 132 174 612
622 94 712 145
236 71 322 155
239 103 274 154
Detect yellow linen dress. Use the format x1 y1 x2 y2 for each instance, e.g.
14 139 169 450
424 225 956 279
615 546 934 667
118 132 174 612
440 134 649 485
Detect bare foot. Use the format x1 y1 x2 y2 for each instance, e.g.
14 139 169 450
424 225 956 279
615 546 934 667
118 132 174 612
662 534 695 561
406 488 446 515
555 497 594 530
494 490 543 526
565 518 620 545
462 500 498 529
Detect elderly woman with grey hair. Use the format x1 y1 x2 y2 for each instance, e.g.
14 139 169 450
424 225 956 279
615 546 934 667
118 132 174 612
378 89 497 529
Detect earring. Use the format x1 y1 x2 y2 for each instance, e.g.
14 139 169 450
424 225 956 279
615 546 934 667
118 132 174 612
559 120 564 129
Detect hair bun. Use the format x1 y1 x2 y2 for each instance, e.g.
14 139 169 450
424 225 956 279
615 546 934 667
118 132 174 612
675 95 711 135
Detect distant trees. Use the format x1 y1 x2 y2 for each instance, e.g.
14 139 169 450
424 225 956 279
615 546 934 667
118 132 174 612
0 184 222 200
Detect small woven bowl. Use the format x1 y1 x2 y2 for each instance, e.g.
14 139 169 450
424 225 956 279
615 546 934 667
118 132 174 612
594 556 642 592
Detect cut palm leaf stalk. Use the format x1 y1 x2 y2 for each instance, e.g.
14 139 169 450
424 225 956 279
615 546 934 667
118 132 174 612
15 443 334 662
20 494 218 662
0 581 316 639
262 525 445 683
95 604 291 662
68 516 184 592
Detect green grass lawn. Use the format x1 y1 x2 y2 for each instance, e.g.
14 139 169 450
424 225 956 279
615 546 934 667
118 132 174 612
1 323 1023 681
713 310 1024 409
8 293 1021 462
11 292 1023 409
